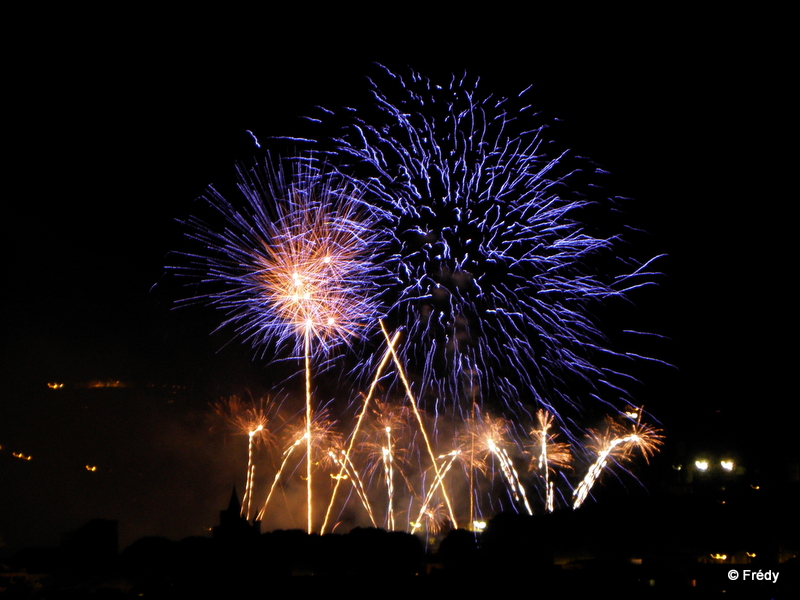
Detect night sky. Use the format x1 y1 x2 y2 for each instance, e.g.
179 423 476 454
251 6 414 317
2 12 794 556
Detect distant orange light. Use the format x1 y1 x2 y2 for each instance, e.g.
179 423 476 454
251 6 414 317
85 465 97 472
12 452 32 460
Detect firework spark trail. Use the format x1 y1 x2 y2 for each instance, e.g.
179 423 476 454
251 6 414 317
572 441 620 510
383 427 395 531
454 405 490 526
243 424 264 520
572 412 663 509
280 411 345 528
341 450 377 528
321 330 400 534
254 411 341 523
304 332 313 532
488 440 533 516
506 450 533 516
410 450 461 534
256 432 305 521
380 321 458 529
362 403 414 530
327 449 377 527
209 397 276 521
463 413 534 515
311 66 662 430
529 409 572 512
368 411 419 525
538 425 551 513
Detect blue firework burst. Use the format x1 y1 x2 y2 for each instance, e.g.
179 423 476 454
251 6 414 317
323 67 660 422
179 157 386 367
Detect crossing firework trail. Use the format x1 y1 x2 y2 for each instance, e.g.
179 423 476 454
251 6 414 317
320 66 661 426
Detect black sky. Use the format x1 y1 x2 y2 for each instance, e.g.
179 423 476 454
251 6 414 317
2 11 795 553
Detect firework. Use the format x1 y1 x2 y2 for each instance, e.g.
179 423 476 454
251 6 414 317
413 502 451 539
323 325 459 531
381 440 394 531
186 67 666 533
255 410 344 524
528 409 572 512
362 402 413 531
184 158 385 532
410 450 461 534
210 396 277 520
321 330 401 534
313 66 661 425
461 413 533 515
379 322 459 528
182 158 384 358
326 446 378 528
572 411 663 509
256 431 304 522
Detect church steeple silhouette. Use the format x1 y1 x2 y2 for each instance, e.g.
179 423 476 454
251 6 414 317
227 486 241 514
213 485 260 540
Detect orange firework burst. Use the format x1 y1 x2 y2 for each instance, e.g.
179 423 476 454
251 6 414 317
462 413 514 458
573 410 663 509
252 191 380 355
589 413 664 465
528 409 572 473
210 395 277 447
